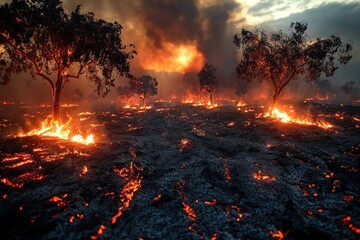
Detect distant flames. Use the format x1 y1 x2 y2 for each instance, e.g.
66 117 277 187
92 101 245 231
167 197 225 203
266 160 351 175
141 42 205 73
17 115 94 145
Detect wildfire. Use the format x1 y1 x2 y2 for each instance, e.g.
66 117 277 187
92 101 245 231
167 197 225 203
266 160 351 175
17 115 94 145
141 42 205 73
266 107 333 129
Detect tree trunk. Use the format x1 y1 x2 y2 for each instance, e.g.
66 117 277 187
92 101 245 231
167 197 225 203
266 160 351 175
53 78 63 121
209 91 213 106
271 90 280 109
142 97 146 108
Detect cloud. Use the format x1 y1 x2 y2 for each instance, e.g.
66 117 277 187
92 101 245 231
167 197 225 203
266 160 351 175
260 2 360 85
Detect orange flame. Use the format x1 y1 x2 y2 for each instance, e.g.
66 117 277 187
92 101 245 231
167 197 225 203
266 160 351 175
18 115 94 145
266 107 333 129
141 42 205 73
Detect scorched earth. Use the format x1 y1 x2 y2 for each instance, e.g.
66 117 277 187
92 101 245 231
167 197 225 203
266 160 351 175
0 101 359 239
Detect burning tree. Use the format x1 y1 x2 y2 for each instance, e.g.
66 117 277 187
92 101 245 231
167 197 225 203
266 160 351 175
117 85 134 106
129 75 158 107
197 63 217 106
233 21 352 108
0 0 135 120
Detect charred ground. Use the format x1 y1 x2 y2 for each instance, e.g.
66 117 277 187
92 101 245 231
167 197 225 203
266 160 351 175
0 102 359 239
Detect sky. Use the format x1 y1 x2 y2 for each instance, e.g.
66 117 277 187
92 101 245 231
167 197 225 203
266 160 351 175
1 0 359 102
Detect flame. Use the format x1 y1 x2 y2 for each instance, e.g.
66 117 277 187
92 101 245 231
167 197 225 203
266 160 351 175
18 115 94 145
266 107 333 129
270 230 285 240
141 42 204 73
253 170 276 181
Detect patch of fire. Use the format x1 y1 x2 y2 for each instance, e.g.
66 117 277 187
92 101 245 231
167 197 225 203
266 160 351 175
111 147 143 224
265 106 333 129
1 170 45 189
1 152 34 169
341 216 360 235
253 170 277 181
49 194 69 208
179 138 192 152
16 115 95 145
270 230 286 240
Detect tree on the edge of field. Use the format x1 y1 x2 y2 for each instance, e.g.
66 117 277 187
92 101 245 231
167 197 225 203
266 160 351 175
129 75 158 107
233 21 352 108
316 79 333 99
197 63 217 105
0 0 135 120
235 80 248 102
341 81 356 101
73 88 83 103
117 85 134 106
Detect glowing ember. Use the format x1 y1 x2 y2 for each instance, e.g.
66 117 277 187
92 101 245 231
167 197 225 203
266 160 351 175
80 166 88 176
182 202 197 221
266 107 333 129
1 178 24 188
153 194 162 201
253 170 276 181
111 173 142 224
179 138 191 151
270 230 285 240
91 224 106 239
17 115 95 145
225 205 243 221
341 216 360 235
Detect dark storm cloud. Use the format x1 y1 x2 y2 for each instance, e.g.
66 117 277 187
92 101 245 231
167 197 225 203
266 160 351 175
263 2 360 85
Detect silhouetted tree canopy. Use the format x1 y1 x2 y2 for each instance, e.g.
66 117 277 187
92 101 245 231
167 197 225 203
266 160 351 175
341 81 356 101
117 85 134 106
316 79 333 99
233 21 352 107
197 63 217 105
129 75 158 107
0 0 135 120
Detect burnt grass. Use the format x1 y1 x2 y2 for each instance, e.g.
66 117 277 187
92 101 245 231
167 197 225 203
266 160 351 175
0 102 359 240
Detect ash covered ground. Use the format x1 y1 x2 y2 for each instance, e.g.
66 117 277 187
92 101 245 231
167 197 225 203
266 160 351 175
0 102 359 239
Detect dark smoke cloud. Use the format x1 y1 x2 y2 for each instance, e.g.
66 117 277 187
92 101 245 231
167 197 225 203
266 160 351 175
63 0 242 89
0 0 244 102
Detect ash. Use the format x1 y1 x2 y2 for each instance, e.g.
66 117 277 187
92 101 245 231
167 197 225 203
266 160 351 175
0 102 359 239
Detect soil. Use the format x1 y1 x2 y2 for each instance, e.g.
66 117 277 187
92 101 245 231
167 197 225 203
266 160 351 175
0 102 359 240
